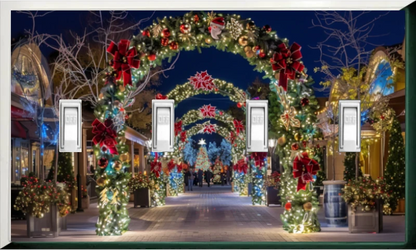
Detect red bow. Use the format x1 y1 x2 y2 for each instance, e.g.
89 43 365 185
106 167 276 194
168 159 176 172
234 159 248 174
107 39 140 87
251 152 267 167
151 160 162 178
177 163 183 172
155 93 167 100
92 119 118 155
175 121 182 136
292 152 320 192
270 42 304 91
180 131 187 143
233 119 244 135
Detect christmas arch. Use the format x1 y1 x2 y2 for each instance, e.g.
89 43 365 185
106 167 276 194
95 11 318 236
155 71 247 108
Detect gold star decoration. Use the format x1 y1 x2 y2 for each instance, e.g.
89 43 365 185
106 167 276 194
276 86 301 130
207 11 216 24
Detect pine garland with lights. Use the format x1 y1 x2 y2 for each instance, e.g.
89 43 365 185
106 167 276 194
249 153 268 205
269 80 321 233
384 116 405 214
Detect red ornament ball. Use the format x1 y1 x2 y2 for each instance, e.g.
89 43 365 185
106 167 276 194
237 102 242 108
148 54 156 61
142 30 150 37
234 144 237 147
219 111 223 115
161 28 171 38
98 157 109 169
263 25 272 32
169 41 178 50
301 97 309 106
161 38 169 46
291 143 299 151
259 50 266 58
180 24 190 34
253 45 261 52
214 88 219 92
285 202 292 211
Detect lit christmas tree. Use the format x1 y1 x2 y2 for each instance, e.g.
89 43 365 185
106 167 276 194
343 152 362 182
47 152 76 189
384 116 405 214
195 139 210 171
311 145 326 186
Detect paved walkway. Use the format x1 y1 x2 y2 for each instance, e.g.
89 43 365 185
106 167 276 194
11 185 405 242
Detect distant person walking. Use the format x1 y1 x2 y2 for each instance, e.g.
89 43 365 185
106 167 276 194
198 169 203 187
226 167 231 185
206 170 212 187
187 169 195 191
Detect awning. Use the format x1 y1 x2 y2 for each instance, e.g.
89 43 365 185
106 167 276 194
11 121 27 139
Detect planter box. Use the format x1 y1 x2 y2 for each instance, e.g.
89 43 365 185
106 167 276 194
266 186 280 206
129 193 135 202
348 200 383 233
81 195 90 209
134 188 151 208
27 205 67 238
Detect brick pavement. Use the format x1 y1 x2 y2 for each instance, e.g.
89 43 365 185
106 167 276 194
11 185 405 242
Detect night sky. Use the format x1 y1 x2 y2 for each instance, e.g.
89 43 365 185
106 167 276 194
11 11 405 145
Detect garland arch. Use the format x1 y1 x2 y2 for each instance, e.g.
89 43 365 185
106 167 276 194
94 11 318 236
156 71 247 108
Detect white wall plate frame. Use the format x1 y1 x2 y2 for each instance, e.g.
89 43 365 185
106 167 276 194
246 100 268 152
152 99 174 152
59 99 82 152
338 100 361 152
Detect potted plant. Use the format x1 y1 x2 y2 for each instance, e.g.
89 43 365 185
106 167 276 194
341 176 391 233
128 172 151 208
266 171 281 206
81 185 90 209
14 176 71 237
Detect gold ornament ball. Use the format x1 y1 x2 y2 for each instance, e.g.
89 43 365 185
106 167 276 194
238 35 248 46
277 135 286 146
364 205 371 212
303 202 313 211
97 177 106 187
113 160 122 171
244 46 255 58
294 133 302 141
120 153 129 162
205 37 213 44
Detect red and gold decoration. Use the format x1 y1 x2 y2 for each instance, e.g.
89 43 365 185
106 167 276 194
292 152 320 192
106 39 140 86
92 118 118 155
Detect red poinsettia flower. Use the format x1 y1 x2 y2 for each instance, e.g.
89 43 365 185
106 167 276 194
272 171 281 183
107 39 140 86
270 42 305 91
200 104 216 117
151 161 162 178
92 118 118 155
180 131 187 143
155 93 167 100
168 159 176 172
233 158 248 174
292 152 320 192
175 121 182 136
251 152 267 167
203 124 216 134
233 119 244 135
188 71 215 91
